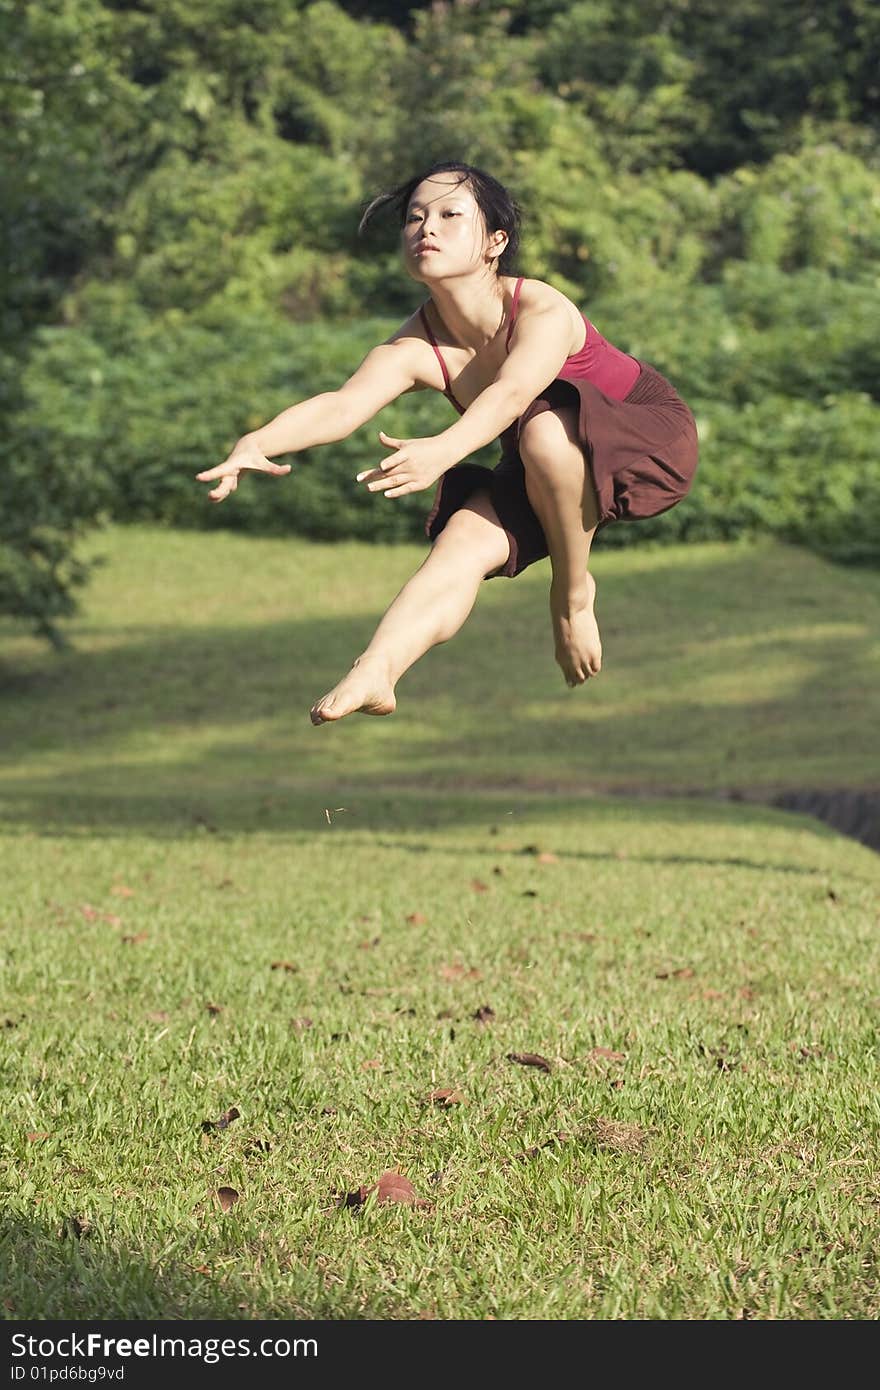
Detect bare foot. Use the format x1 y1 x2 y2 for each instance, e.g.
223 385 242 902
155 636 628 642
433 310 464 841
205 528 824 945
550 572 602 687
310 653 397 725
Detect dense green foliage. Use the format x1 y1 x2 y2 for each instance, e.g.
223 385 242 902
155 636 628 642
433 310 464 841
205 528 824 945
4 0 880 636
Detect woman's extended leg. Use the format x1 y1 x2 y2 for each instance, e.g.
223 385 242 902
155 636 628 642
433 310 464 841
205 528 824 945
518 406 603 687
310 492 510 724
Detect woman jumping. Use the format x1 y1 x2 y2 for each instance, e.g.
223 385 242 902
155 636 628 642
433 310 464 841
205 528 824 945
195 161 698 724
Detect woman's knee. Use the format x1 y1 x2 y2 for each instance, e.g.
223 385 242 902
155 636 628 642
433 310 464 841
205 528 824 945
433 492 510 575
519 406 582 475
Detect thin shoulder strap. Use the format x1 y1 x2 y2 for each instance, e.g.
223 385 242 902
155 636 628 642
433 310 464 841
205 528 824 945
419 303 453 394
505 276 525 352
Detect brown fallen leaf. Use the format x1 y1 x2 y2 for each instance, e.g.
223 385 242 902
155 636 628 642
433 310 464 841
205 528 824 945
360 1058 382 1071
271 960 298 973
702 989 724 1000
202 1106 240 1134
507 1052 552 1073
193 1264 212 1276
406 912 427 925
27 1132 50 1143
440 963 482 982
429 1089 465 1107
537 851 559 865
588 1046 626 1062
216 1187 240 1212
339 1170 429 1209
80 904 122 925
473 1004 495 1024
470 879 489 893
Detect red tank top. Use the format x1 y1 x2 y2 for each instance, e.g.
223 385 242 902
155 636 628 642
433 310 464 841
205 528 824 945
418 275 640 415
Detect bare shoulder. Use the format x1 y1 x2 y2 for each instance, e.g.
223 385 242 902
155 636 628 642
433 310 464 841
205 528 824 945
381 308 442 392
516 277 583 320
511 277 586 353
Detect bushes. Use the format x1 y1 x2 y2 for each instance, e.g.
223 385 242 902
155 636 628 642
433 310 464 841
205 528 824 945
6 0 880 638
15 277 880 569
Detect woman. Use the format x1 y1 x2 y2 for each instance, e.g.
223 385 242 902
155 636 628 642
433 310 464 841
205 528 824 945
196 161 698 725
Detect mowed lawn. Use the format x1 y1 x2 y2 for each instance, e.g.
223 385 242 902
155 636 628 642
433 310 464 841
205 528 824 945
1 526 879 1320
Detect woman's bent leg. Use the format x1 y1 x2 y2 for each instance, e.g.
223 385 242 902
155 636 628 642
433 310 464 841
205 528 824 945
310 492 510 724
518 406 603 687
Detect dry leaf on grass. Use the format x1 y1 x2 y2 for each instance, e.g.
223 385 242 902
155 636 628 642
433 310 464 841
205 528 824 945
440 963 482 981
27 1132 49 1143
536 852 559 865
588 1047 626 1062
507 1052 552 1073
428 1089 465 1107
470 879 489 893
338 1170 430 1210
202 1106 240 1134
359 1058 382 1071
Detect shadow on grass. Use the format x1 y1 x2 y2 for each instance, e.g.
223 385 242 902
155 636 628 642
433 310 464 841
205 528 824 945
1 543 877 847
0 1216 352 1320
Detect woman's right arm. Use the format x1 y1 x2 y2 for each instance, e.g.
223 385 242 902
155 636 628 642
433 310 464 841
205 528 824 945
196 333 427 503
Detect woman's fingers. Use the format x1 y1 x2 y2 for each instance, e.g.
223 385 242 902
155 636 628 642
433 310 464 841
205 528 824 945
208 474 238 502
195 457 290 482
356 453 404 486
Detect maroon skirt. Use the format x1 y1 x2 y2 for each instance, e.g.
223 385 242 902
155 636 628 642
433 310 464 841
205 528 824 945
425 361 699 578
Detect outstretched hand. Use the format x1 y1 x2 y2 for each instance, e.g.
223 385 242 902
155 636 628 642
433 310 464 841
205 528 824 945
196 441 291 502
356 431 453 499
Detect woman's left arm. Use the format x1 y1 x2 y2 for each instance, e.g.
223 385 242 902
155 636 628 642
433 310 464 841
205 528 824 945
360 302 574 498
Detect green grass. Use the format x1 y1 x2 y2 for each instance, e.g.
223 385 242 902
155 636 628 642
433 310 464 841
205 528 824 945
2 526 879 1319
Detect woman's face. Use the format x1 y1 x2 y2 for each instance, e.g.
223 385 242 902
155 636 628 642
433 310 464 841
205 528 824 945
402 173 503 283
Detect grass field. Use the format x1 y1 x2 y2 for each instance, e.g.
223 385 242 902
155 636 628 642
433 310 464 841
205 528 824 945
2 527 879 1320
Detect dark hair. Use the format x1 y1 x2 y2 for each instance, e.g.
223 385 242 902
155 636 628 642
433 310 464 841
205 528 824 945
359 160 522 275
